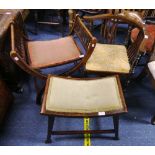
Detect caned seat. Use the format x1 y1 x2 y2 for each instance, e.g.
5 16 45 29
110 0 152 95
28 36 81 69
86 43 130 74
41 75 127 143
83 12 145 83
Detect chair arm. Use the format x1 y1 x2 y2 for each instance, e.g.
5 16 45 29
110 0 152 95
10 50 47 80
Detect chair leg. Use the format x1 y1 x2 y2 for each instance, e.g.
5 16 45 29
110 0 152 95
113 115 119 140
124 53 143 89
123 76 131 92
34 77 42 105
45 116 55 143
135 66 148 81
34 77 40 93
36 85 45 105
124 72 134 90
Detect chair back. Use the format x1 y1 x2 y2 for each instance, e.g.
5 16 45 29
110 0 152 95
142 9 155 19
67 15 97 73
71 15 96 53
118 12 145 68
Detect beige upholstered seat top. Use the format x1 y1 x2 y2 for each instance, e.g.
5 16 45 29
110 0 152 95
28 36 81 69
44 76 126 114
86 43 130 73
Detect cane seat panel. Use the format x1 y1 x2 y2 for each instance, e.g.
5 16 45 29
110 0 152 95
86 43 130 73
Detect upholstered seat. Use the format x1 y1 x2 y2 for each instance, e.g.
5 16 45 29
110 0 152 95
41 76 126 115
83 12 145 85
28 36 81 69
86 43 130 73
131 25 155 52
41 75 127 142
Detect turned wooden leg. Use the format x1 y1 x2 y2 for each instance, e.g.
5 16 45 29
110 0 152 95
113 115 119 140
151 116 155 125
45 116 55 143
36 86 45 105
123 73 134 92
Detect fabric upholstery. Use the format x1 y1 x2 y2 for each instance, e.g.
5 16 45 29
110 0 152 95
131 25 155 52
45 76 124 113
28 36 81 69
86 43 130 73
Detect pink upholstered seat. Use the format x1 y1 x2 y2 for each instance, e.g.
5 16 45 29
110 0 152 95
28 36 81 69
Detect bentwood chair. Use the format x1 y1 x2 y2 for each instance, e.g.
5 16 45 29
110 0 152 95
83 12 145 84
41 74 127 143
10 13 96 102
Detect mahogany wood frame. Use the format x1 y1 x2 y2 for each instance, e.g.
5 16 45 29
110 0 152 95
45 115 119 143
41 75 127 143
10 13 97 81
83 12 145 79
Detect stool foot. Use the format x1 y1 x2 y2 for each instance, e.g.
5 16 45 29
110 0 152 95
45 138 52 144
113 115 119 140
45 116 55 144
114 136 120 140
